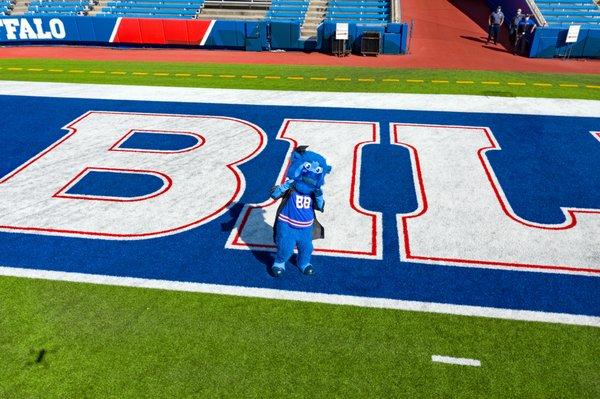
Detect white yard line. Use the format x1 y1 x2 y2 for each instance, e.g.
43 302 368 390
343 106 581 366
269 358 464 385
432 355 481 367
0 266 599 327
0 81 598 117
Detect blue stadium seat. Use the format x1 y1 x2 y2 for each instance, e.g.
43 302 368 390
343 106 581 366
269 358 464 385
267 0 308 22
534 0 600 26
324 0 391 24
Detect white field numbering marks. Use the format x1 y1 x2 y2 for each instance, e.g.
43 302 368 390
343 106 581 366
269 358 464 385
431 355 481 367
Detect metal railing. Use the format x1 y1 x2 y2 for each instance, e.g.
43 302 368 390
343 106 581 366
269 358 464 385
390 0 399 22
525 0 547 26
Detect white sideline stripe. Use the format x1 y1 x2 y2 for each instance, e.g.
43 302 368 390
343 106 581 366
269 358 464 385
108 17 122 43
200 20 216 46
432 355 481 367
1 266 599 327
0 81 598 118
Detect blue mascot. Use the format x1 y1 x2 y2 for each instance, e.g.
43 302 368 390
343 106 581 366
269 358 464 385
269 146 332 277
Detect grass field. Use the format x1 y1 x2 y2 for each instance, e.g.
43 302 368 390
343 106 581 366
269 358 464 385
0 56 599 398
1 276 599 398
0 58 599 99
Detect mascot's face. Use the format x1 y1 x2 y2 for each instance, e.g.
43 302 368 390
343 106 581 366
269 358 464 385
287 147 332 195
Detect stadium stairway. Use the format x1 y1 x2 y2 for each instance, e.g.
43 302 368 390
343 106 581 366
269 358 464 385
8 0 27 14
300 0 327 39
88 0 105 14
197 0 270 21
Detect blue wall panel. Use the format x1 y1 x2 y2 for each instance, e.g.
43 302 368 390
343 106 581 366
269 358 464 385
530 27 600 58
204 20 245 48
269 21 301 50
383 32 401 54
0 16 407 54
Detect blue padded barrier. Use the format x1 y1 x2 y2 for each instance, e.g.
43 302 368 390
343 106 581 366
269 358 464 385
0 15 406 54
317 20 406 53
383 32 400 53
386 21 402 33
269 20 301 49
529 26 600 57
203 20 245 48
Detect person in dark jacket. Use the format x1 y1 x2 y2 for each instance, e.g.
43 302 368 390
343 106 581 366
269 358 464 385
509 8 524 46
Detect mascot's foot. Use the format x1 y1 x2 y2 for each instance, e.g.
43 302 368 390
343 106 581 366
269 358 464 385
301 264 314 276
271 263 285 277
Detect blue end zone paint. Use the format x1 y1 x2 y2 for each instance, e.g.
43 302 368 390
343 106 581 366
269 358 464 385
118 131 199 152
65 170 165 198
0 95 599 317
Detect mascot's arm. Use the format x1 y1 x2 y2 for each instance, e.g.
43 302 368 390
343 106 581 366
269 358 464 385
270 179 294 200
313 188 325 212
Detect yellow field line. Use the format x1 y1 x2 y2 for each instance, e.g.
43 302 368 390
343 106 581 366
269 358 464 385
197 74 213 77
3 65 596 92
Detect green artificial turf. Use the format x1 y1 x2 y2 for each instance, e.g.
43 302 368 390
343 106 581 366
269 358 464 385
0 276 599 398
0 58 599 99
0 56 598 398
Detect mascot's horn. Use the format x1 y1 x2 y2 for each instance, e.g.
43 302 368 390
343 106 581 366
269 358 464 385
295 145 309 154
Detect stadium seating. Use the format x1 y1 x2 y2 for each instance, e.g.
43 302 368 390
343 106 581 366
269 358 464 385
267 0 307 22
8 0 394 36
97 0 204 19
24 0 94 15
2 0 15 15
535 0 600 28
325 0 390 23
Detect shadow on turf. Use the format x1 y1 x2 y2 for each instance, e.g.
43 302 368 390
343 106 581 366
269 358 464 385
221 204 285 277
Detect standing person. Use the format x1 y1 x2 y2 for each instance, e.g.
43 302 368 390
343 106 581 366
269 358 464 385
509 8 524 47
515 14 537 55
487 5 505 45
